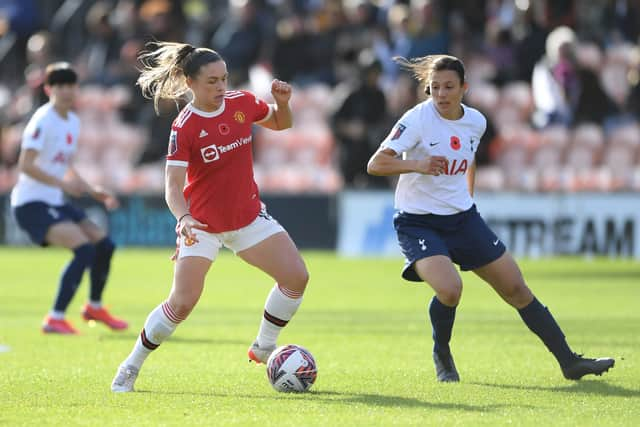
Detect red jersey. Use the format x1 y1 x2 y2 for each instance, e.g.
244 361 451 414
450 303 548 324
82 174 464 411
166 90 271 232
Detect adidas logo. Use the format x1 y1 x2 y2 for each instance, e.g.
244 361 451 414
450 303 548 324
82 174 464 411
199 129 209 138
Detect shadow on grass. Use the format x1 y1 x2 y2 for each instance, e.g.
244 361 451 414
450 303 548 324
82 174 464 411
309 390 518 411
137 389 532 412
470 380 640 397
98 334 245 346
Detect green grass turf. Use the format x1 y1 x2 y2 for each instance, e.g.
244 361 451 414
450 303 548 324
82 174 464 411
0 247 638 426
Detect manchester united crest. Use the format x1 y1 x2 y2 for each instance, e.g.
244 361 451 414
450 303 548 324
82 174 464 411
233 111 245 123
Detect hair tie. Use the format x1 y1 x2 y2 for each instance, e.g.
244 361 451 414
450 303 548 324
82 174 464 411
177 45 196 65
177 213 192 223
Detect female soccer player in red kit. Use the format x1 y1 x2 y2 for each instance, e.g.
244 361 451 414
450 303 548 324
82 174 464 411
112 42 308 392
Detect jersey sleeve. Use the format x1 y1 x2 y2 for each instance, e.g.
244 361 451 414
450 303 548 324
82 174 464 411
471 109 487 151
166 124 190 167
243 90 272 123
21 113 47 151
479 114 487 138
380 108 421 155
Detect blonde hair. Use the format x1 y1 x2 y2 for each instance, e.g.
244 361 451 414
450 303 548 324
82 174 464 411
137 41 222 114
394 54 465 96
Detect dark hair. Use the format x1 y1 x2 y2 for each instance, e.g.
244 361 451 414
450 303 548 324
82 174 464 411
137 41 223 113
45 62 78 86
393 54 465 96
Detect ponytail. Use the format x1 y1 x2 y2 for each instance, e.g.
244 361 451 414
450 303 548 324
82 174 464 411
137 41 222 114
394 54 465 96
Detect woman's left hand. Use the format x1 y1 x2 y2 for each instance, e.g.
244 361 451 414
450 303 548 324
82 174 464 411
271 79 292 104
102 194 120 210
92 187 120 210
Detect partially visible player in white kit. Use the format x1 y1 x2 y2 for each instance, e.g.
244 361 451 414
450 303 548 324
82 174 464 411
367 54 615 382
111 42 309 392
11 62 128 334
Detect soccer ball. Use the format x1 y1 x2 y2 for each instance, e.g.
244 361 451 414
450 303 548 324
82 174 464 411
266 344 317 392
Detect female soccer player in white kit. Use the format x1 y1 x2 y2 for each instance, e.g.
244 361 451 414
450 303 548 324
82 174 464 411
111 42 308 392
367 54 614 382
11 62 127 334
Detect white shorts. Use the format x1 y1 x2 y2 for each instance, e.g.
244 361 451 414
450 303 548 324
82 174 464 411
177 209 286 261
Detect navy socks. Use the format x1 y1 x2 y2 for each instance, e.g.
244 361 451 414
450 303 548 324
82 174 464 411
428 296 457 355
53 243 95 312
428 295 575 368
90 237 116 302
518 298 575 367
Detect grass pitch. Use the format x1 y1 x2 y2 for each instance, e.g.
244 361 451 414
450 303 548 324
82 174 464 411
0 247 638 426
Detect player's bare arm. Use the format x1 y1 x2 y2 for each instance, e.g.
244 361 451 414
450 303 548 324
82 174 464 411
466 159 476 197
66 165 120 210
165 164 207 242
258 79 293 131
367 147 449 176
18 148 84 196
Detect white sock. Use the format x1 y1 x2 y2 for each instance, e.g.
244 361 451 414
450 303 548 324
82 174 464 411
256 284 303 348
89 301 102 309
49 310 65 320
123 301 184 370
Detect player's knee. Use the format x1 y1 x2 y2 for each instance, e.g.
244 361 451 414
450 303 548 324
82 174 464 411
96 236 116 256
282 266 309 293
168 299 197 320
74 243 96 267
293 269 310 292
503 280 532 307
438 291 461 307
297 267 310 290
437 281 462 306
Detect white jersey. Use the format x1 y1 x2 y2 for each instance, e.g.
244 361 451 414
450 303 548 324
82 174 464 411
10 103 80 207
381 99 486 215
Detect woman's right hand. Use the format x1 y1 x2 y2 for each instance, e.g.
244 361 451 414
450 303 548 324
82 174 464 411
416 155 449 176
176 214 208 245
171 215 208 261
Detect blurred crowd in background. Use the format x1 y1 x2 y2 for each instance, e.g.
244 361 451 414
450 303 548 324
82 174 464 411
1 0 640 194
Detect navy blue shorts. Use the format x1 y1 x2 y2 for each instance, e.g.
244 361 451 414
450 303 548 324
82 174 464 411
393 204 506 282
13 201 87 246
